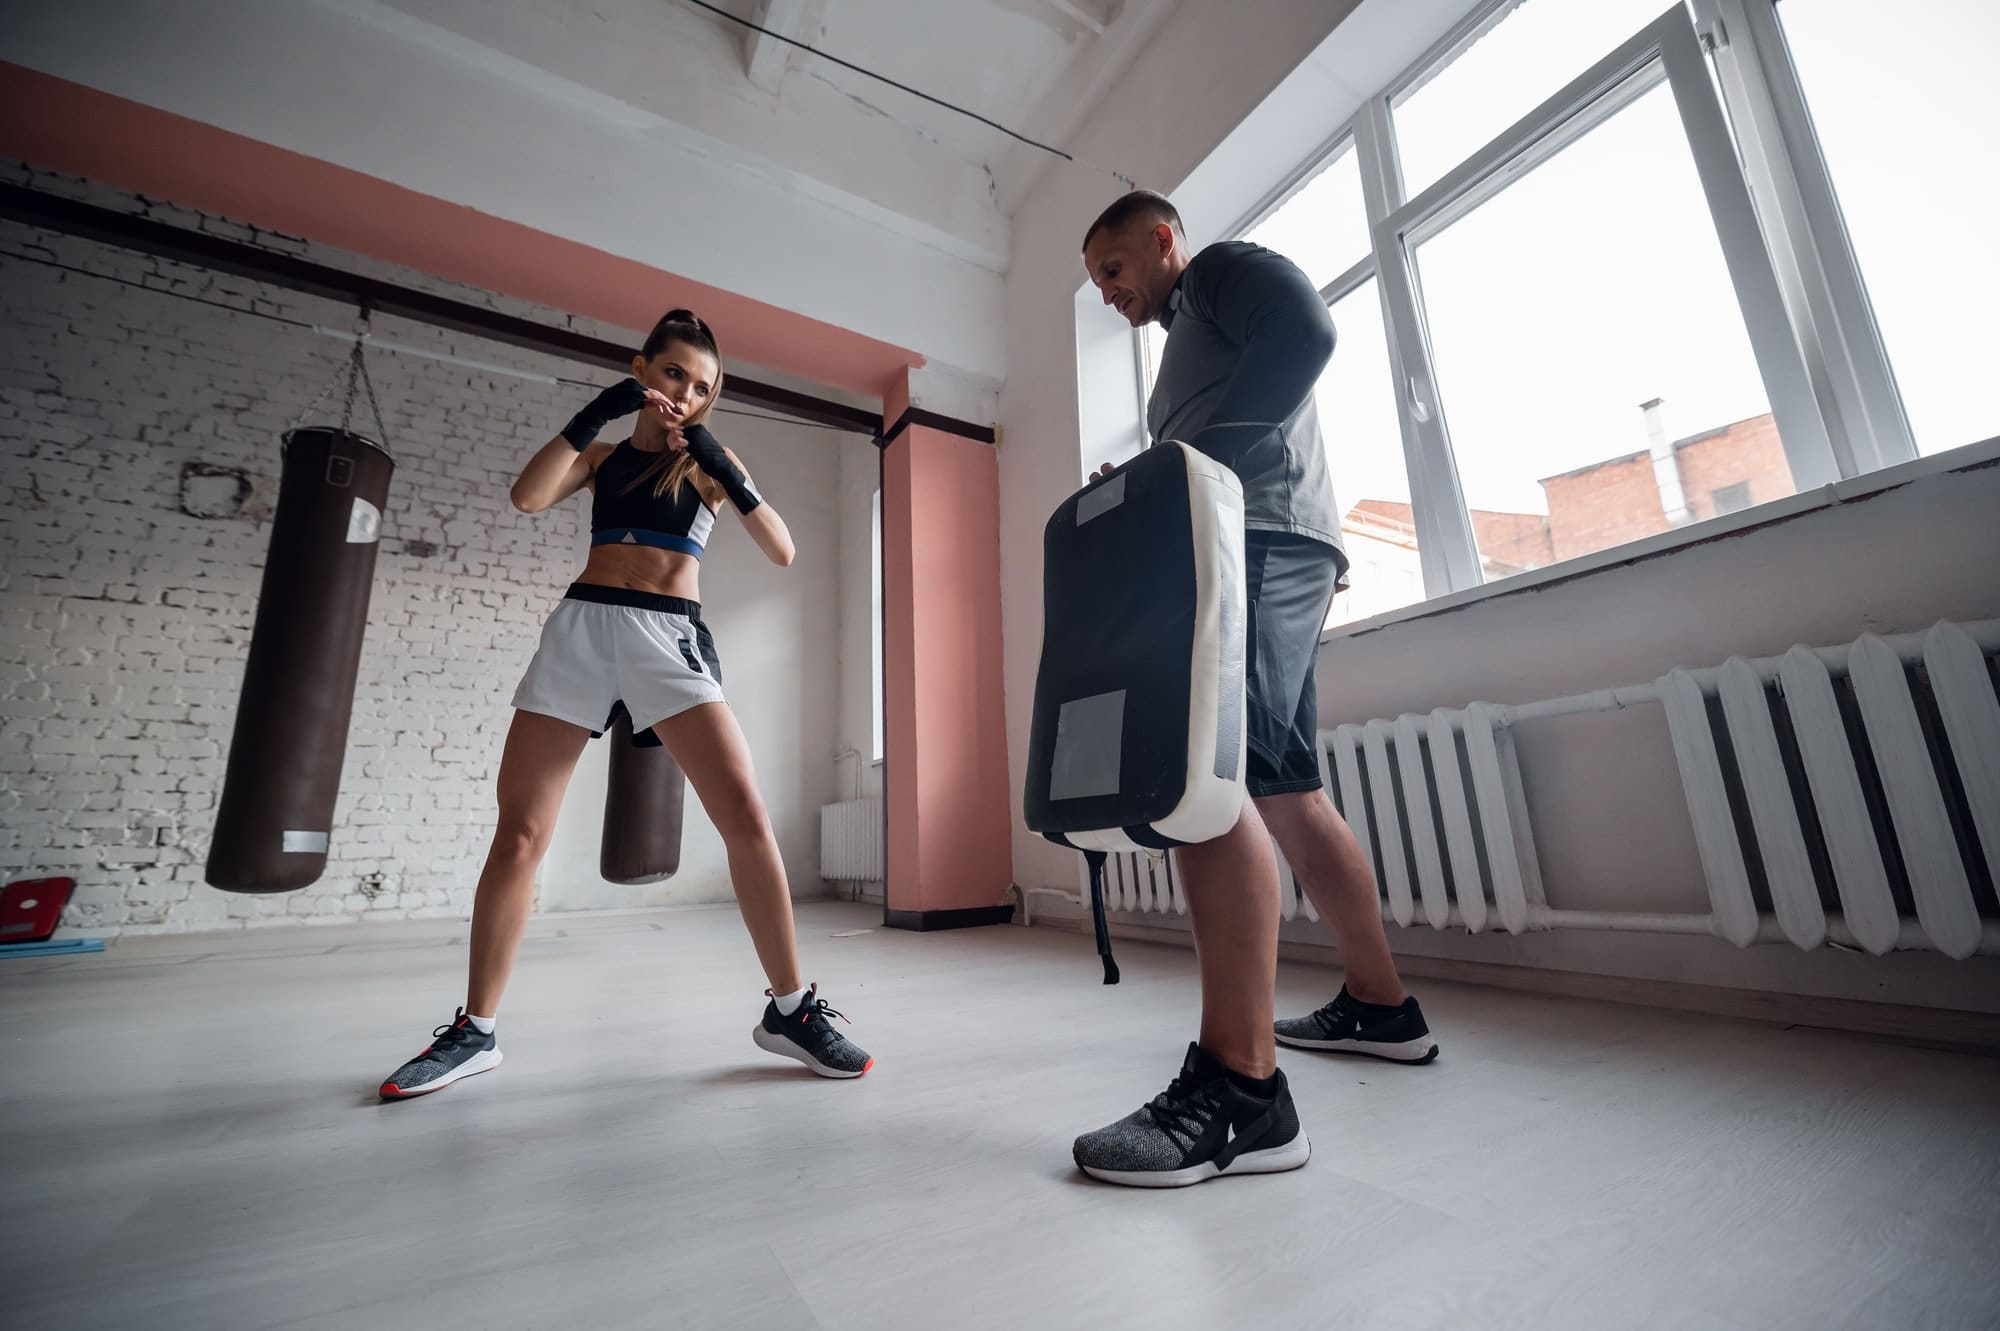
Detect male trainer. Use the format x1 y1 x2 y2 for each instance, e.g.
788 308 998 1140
1070 190 1437 1188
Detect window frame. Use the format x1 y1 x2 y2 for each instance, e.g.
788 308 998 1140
1690 0 1918 474
1378 4 1838 598
1228 131 1377 308
1128 0 1934 640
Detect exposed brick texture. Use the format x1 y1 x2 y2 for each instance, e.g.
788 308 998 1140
0 162 844 934
1675 414 1794 523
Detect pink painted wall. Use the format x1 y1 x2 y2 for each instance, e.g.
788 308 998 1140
880 395 1013 915
0 62 919 397
882 380 922 910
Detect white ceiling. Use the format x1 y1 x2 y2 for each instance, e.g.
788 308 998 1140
0 0 1208 385
351 0 1178 270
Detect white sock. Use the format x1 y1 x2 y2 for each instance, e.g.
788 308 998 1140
465 1012 496 1035
771 987 808 1016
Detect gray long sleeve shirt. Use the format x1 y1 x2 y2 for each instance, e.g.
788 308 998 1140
1147 241 1345 566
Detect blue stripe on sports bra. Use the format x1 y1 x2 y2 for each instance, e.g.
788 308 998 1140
591 528 705 558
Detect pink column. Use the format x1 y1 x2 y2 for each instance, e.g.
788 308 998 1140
879 376 1014 928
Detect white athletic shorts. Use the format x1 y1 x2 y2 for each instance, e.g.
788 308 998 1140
512 583 725 741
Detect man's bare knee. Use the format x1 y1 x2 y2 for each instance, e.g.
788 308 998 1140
1252 788 1326 835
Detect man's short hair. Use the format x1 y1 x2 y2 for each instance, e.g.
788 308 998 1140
1081 189 1184 253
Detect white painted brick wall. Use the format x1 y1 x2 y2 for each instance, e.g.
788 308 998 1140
0 162 844 935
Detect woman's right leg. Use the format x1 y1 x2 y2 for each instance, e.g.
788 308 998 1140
465 709 593 1015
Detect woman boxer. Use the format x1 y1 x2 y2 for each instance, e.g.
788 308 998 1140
377 310 871 1098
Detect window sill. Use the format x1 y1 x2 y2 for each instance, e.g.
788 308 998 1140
1321 434 2000 646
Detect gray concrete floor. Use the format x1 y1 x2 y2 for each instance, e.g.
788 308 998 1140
2 900 1996 1331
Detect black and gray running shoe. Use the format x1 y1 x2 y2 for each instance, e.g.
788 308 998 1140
1275 986 1438 1063
378 1010 502 1100
1072 1043 1311 1188
751 984 873 1078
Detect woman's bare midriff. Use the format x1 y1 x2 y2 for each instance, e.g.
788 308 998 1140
573 459 721 600
576 543 702 601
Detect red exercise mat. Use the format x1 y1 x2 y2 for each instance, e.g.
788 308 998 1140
0 877 76 945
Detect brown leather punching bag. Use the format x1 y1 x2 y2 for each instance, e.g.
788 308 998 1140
600 709 687 885
206 427 393 892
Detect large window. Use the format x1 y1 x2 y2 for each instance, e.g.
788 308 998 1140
1314 279 1425 627
1243 139 1370 292
1236 137 1424 628
1138 320 1169 406
1138 276 1422 629
1413 75 1784 573
1123 0 1980 632
1778 0 1999 454
1393 0 1682 198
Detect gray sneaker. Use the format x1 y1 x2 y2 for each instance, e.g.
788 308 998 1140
1072 1043 1310 1188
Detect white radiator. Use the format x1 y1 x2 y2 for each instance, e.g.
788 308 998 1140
819 797 885 883
1080 619 2000 958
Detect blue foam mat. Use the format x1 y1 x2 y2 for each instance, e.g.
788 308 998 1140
0 938 106 958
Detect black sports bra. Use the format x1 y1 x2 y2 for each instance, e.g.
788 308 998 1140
590 440 718 558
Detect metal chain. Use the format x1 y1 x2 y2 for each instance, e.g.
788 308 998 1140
288 306 394 456
338 339 363 433
352 338 392 455
293 357 344 433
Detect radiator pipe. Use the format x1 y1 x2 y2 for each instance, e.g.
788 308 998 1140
1409 903 2000 956
1053 894 2000 957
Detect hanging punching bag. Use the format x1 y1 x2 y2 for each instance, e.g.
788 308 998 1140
207 424 394 892
209 333 394 893
600 707 687 885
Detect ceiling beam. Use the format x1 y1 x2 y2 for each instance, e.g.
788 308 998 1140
0 183 885 436
743 0 807 94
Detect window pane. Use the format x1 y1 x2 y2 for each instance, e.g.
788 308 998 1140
1779 0 2000 454
1242 140 1370 292
1139 320 1169 401
1394 0 1682 201
1413 76 1785 577
1319 278 1425 628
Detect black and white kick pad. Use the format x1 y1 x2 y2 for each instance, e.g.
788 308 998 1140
1023 442 1248 976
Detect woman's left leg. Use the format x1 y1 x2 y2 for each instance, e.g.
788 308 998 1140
653 701 800 993
652 701 871 1077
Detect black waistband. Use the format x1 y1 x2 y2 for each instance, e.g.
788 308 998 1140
564 582 701 618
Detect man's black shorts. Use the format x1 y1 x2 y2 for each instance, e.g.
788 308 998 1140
1244 531 1344 798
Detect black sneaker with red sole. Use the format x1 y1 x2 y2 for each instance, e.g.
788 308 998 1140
379 1010 503 1099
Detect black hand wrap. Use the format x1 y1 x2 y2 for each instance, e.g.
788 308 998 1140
561 379 649 450
681 424 762 515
